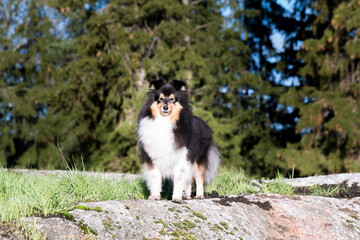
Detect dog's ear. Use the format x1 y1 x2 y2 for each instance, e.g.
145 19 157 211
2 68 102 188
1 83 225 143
170 79 187 91
149 79 167 90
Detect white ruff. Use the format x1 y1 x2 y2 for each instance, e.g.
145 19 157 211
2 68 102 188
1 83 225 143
138 116 191 179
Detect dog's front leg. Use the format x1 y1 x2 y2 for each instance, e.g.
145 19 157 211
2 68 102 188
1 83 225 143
172 159 193 203
142 163 162 200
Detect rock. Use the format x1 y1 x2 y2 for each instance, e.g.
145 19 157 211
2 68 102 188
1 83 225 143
251 173 360 188
4 171 360 239
0 224 24 240
25 194 360 240
23 217 86 240
283 173 360 187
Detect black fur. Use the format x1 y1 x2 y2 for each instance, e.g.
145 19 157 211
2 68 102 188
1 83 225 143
149 78 167 90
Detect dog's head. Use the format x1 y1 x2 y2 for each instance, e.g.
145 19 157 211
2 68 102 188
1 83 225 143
148 79 188 117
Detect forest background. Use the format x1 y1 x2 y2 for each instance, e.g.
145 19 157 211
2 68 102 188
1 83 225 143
1 0 360 178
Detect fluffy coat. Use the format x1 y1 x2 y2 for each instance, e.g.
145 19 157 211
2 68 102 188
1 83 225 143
137 79 220 202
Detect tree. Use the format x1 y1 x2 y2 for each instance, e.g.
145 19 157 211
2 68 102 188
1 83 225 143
278 0 360 175
0 0 261 173
0 0 63 168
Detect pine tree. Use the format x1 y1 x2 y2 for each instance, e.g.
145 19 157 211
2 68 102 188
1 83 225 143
0 0 259 172
0 0 62 168
278 0 360 175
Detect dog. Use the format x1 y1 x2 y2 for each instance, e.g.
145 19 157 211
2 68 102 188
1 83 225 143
137 79 220 202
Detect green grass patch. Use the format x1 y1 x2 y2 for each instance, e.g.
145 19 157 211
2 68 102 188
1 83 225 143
205 168 295 196
260 171 294 195
205 168 258 195
17 219 47 240
0 168 148 222
0 166 297 227
308 184 345 197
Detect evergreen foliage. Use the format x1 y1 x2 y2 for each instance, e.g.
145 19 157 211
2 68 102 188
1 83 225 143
278 0 360 175
1 0 359 177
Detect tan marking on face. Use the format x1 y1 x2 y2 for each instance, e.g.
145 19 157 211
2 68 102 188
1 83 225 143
150 101 161 117
169 94 175 99
181 85 186 90
159 93 165 99
169 102 183 124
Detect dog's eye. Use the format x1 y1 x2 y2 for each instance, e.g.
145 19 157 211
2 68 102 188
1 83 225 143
159 97 164 102
170 98 175 102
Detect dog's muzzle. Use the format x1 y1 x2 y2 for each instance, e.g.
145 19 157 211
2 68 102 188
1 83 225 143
161 104 170 115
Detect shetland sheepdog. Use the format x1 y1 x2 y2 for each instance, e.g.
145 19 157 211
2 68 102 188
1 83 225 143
137 79 220 203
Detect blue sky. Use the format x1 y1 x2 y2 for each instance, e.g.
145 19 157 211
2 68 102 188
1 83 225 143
271 0 296 52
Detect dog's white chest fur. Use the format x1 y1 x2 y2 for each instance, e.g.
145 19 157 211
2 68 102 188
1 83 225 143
138 116 188 178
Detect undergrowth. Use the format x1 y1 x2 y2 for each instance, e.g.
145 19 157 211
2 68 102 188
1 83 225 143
0 169 148 222
0 165 299 238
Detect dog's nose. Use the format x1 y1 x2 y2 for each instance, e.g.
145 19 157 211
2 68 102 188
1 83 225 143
163 105 169 110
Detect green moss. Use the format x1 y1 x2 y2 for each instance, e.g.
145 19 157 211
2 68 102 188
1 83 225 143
103 220 114 231
234 226 239 231
124 205 130 210
136 215 140 220
75 205 91 211
194 219 201 223
168 207 175 212
93 207 102 212
154 219 169 228
159 228 166 235
60 211 74 221
212 223 223 231
193 211 207 220
75 205 102 212
170 230 197 240
220 222 229 230
80 224 98 236
351 215 359 220
182 220 196 229
173 222 183 230
171 230 185 237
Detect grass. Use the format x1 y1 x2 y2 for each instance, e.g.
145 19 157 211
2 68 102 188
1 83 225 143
205 168 259 195
0 167 149 239
205 168 295 196
2 165 342 239
0 169 148 222
260 171 295 195
0 167 298 223
308 184 345 197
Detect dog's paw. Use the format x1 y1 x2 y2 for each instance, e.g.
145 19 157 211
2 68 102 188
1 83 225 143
195 195 205 200
184 196 192 200
172 197 186 204
148 195 161 200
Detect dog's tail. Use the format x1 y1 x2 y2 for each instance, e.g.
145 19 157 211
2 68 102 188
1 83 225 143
204 144 221 184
